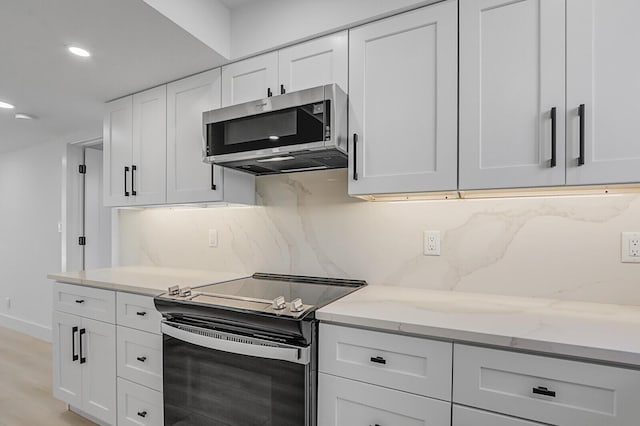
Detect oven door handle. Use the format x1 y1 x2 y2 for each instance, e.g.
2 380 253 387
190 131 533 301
161 321 310 365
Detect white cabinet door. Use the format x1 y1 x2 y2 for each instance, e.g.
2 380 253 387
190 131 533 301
459 0 566 190
566 0 640 185
221 52 278 106
103 96 133 206
453 405 543 426
81 317 116 425
278 31 348 94
348 1 458 195
52 311 82 408
166 69 224 204
318 373 451 426
131 86 166 206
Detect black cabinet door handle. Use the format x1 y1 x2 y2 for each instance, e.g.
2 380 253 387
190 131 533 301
578 104 585 166
532 386 556 398
72 326 79 362
137 356 147 363
131 165 137 196
210 164 217 190
353 133 359 181
124 166 130 196
550 107 557 168
136 311 147 316
75 299 85 304
79 328 86 364
137 411 147 418
370 356 386 365
267 88 273 97
280 84 286 95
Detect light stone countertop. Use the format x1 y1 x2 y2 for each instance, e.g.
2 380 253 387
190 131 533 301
317 285 640 367
48 266 249 296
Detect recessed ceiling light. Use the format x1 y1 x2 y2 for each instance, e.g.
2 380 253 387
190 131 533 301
0 101 15 109
68 46 91 57
15 113 36 120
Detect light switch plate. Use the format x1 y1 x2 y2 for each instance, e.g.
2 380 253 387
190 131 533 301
621 232 640 263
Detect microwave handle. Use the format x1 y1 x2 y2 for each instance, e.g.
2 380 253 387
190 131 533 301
352 133 359 181
161 320 310 365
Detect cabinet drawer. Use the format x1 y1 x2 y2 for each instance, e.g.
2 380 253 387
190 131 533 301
117 326 162 391
117 378 163 426
318 373 450 426
453 405 544 426
117 292 162 334
453 344 640 426
53 282 115 323
319 324 452 400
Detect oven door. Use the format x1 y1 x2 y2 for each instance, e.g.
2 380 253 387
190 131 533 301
161 320 313 426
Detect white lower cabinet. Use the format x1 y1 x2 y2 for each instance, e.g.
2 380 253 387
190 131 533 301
117 378 163 426
318 324 452 426
53 311 117 425
453 344 640 426
318 373 451 426
53 283 163 426
453 405 544 426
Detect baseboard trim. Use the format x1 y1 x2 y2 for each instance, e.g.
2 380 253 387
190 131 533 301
0 313 51 342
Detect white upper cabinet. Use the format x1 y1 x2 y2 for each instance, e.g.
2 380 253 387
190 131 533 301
167 69 255 205
167 69 224 204
131 86 167 206
459 0 566 190
221 52 278 106
104 86 167 207
278 31 348 94
348 1 458 196
566 0 640 185
103 96 133 207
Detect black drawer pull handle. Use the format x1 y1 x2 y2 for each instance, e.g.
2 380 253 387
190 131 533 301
75 299 85 304
370 356 386 365
79 328 86 364
137 356 147 363
131 165 137 196
578 104 585 166
550 107 557 168
532 386 556 398
124 166 130 197
137 411 147 418
136 311 147 316
72 326 79 362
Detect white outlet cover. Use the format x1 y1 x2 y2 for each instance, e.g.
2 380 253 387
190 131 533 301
621 232 640 263
208 229 218 248
423 230 441 256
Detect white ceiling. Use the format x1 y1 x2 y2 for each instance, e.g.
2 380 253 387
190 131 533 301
219 0 258 9
0 0 225 154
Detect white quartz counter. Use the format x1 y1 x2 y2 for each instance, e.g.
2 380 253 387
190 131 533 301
317 285 640 367
48 266 248 296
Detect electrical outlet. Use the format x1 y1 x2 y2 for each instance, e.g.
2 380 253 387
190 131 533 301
621 232 640 263
208 229 218 248
423 231 441 256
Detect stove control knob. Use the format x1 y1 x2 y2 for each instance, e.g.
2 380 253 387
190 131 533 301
290 298 304 312
179 287 192 297
168 285 179 296
272 296 286 310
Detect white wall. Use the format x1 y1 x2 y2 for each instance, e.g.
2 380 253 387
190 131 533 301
230 0 438 58
119 169 640 306
0 139 68 341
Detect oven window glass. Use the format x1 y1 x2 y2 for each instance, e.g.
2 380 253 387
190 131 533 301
163 335 306 426
207 101 329 156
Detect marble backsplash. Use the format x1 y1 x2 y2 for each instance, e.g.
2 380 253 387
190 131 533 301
118 169 640 305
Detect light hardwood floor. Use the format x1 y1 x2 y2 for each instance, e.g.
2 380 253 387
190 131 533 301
0 326 95 426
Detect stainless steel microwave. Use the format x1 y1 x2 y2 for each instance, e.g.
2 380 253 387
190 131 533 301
202 83 347 175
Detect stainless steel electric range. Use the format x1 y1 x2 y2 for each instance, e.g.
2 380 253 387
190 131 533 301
154 273 367 426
